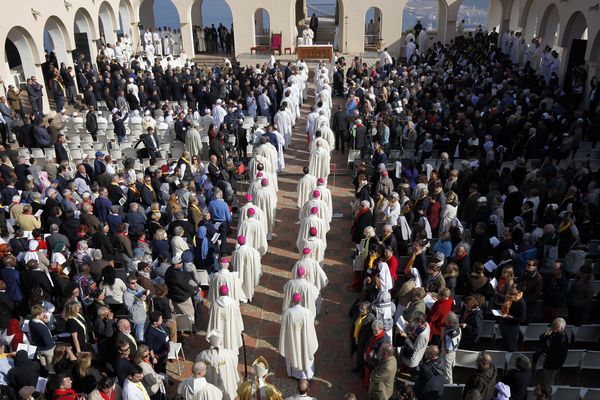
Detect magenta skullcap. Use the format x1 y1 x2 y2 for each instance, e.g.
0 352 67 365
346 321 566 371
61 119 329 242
237 235 246 245
303 247 311 255
219 284 229 296
309 227 318 236
317 178 325 185
256 171 263 177
245 193 252 202
261 178 269 186
247 208 256 216
292 293 302 303
220 257 230 265
296 266 306 277
310 206 318 214
312 190 320 198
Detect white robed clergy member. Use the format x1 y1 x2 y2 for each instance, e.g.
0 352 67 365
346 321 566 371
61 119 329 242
254 178 277 240
272 127 286 171
249 156 278 191
237 194 268 233
308 140 331 180
309 132 331 153
318 126 335 150
177 361 223 400
236 357 283 400
274 104 293 147
196 330 240 400
315 178 333 219
297 211 328 250
297 167 317 208
281 91 298 126
231 235 262 302
313 110 329 141
300 190 332 223
153 30 162 55
283 267 321 317
161 29 172 55
297 228 326 265
144 43 155 60
254 137 278 174
208 258 247 303
212 99 228 128
207 285 244 352
279 293 318 380
248 171 265 200
144 29 153 45
292 248 329 291
185 122 203 157
238 208 268 256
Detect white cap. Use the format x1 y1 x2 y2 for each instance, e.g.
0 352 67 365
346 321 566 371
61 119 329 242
206 329 223 347
111 108 119 114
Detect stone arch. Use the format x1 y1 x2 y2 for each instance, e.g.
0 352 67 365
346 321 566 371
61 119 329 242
508 0 520 31
537 3 559 48
44 16 73 66
119 0 136 37
139 0 180 29
4 26 41 86
560 11 587 48
74 8 98 63
254 8 271 46
487 0 502 32
364 7 382 51
98 1 119 45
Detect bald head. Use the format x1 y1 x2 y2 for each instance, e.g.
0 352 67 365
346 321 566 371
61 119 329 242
192 361 208 377
297 379 309 395
477 352 492 369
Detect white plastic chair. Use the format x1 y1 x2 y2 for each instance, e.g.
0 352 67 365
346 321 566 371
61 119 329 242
168 341 186 375
583 388 600 400
480 320 496 341
574 325 600 346
523 323 549 342
578 351 600 384
551 386 583 400
486 350 507 371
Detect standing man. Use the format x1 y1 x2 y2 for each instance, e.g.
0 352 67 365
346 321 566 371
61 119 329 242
50 72 65 113
533 318 569 386
27 77 44 115
197 329 240 400
177 361 223 400
85 105 98 141
279 293 318 380
285 380 316 400
331 105 348 153
309 13 319 42
367 343 398 400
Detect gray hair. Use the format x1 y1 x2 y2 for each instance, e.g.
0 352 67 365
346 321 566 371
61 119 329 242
360 200 370 209
50 224 59 233
372 320 384 330
553 317 566 330
445 312 459 329
92 249 103 260
173 226 184 236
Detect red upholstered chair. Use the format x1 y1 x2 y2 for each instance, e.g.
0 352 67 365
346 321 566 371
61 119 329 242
271 32 282 55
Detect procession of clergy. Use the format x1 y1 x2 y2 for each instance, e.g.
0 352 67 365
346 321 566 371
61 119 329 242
142 27 185 61
176 61 336 400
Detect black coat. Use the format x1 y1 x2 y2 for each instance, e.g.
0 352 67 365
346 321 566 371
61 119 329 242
91 231 115 261
54 142 69 163
414 358 445 400
502 368 531 400
164 266 195 303
7 350 40 391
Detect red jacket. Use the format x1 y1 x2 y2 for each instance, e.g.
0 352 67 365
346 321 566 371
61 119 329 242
386 255 398 283
427 298 453 339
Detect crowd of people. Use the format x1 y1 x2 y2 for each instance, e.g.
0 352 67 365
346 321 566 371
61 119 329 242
345 23 600 400
0 9 598 400
194 24 235 55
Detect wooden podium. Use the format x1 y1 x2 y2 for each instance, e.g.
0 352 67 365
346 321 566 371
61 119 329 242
296 45 334 62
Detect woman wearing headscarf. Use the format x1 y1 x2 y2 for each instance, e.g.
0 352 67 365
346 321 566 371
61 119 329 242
73 241 93 271
195 225 218 273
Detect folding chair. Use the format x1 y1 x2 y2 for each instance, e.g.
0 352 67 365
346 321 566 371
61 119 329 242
167 341 185 375
523 323 549 343
507 351 537 370
486 350 507 371
479 320 496 342
578 351 600 384
551 386 583 400
583 388 600 400
31 148 45 158
175 314 194 334
442 384 464 400
347 149 360 167
558 349 585 383
573 325 600 347
454 349 479 369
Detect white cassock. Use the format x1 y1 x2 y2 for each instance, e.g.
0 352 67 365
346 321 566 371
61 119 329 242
177 377 223 400
212 104 227 128
237 202 267 233
274 109 293 147
418 29 428 52
254 143 278 175
292 257 329 292
302 29 314 46
306 111 319 139
254 184 277 239
273 130 286 171
145 44 155 60
281 95 297 125
238 216 268 256
162 31 172 55
185 126 203 158
231 244 262 301
297 174 317 208
153 32 162 55
319 126 335 150
308 146 331 180
316 184 333 220
297 236 326 264
249 154 271 176
282 278 320 317
207 296 244 352
309 137 331 155
279 304 318 379
296 214 328 250
377 261 394 293
313 114 330 142
196 348 239 400
300 197 332 224
208 269 247 303
144 31 153 45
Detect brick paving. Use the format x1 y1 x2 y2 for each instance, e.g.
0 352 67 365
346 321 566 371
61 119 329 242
167 67 367 398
